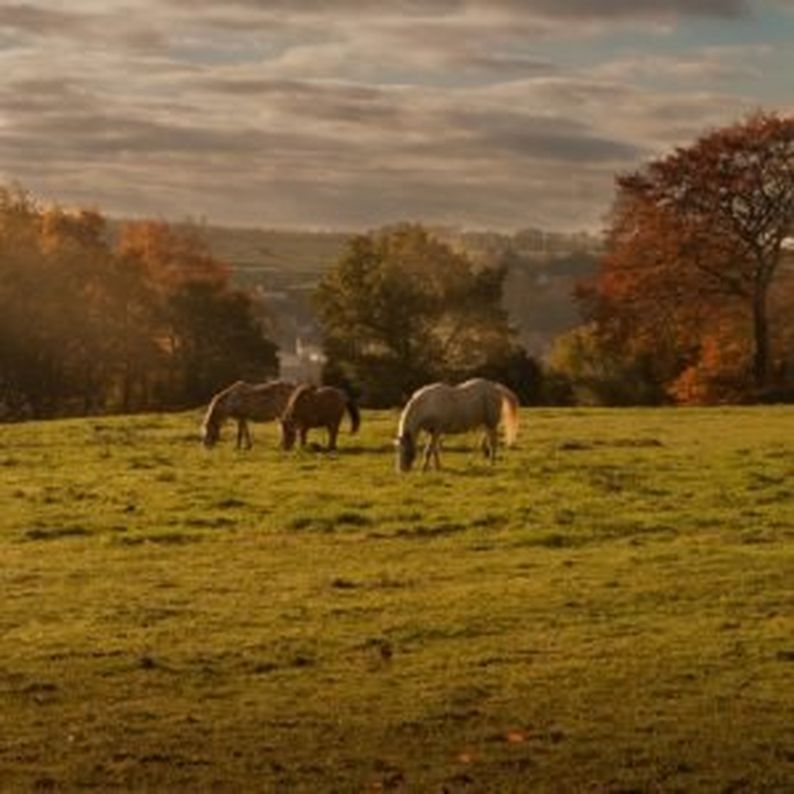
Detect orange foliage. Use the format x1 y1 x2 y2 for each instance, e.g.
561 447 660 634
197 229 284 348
0 186 276 417
586 112 794 403
116 220 229 290
669 315 753 404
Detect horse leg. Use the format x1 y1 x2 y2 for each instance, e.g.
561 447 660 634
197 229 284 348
299 427 308 448
421 437 434 472
328 422 339 451
242 419 252 450
236 420 243 449
486 427 498 464
432 434 442 469
422 433 441 471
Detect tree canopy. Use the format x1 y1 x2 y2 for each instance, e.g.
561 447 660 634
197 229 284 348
315 224 531 406
0 186 277 419
581 112 794 403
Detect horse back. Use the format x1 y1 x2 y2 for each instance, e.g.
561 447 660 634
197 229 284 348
403 379 502 434
286 385 348 428
312 386 348 424
226 380 294 421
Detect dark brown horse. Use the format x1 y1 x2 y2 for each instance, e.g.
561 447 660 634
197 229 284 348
201 380 297 449
280 384 360 451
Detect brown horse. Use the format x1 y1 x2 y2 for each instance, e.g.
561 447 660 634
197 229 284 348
201 380 297 449
280 384 360 451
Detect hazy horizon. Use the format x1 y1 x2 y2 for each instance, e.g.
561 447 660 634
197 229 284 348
1 0 792 232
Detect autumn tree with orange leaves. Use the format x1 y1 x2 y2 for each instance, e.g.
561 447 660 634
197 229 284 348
0 186 277 418
582 112 794 403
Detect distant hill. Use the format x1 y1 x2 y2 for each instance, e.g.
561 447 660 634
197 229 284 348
200 226 350 280
195 224 601 358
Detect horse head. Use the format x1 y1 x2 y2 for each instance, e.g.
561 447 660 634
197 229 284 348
280 418 297 450
395 432 416 472
201 416 221 447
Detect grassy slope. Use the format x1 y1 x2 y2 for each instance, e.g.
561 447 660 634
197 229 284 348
0 408 792 792
201 226 349 275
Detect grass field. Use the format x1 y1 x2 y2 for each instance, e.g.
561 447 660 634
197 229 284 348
1 407 792 792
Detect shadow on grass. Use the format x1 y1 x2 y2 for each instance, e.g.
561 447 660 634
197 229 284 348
386 521 467 540
557 438 664 451
114 532 203 546
291 443 394 456
289 510 373 532
23 526 92 541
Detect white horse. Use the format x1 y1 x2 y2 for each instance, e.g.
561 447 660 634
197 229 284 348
395 378 519 472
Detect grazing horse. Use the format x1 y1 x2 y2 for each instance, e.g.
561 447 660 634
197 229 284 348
201 380 297 449
396 378 519 472
280 384 360 451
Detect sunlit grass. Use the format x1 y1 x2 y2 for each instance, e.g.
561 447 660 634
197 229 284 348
1 407 792 791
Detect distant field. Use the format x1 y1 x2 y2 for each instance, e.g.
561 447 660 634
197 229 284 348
192 224 597 353
201 226 349 276
1 408 792 792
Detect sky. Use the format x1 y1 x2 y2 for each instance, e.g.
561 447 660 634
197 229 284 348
1 1 792 232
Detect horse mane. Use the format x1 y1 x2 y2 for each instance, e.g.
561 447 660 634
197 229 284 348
283 383 316 419
398 382 445 438
202 380 255 435
209 380 249 406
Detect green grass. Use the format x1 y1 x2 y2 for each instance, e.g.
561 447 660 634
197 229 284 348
1 407 792 792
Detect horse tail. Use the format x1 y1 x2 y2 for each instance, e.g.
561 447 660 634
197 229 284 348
346 394 361 434
497 384 519 447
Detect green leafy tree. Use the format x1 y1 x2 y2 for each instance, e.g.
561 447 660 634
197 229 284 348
166 281 278 406
316 224 517 405
547 324 665 406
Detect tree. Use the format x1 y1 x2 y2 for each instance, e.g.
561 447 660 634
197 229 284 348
546 324 666 406
315 224 517 405
585 112 794 402
116 220 278 407
0 190 121 415
166 281 278 405
0 186 44 416
0 185 279 418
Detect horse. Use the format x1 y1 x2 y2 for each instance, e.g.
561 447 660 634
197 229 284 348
201 380 297 449
280 384 360 451
395 378 519 472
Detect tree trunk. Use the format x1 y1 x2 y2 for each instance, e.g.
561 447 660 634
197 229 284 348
121 364 132 413
752 286 770 393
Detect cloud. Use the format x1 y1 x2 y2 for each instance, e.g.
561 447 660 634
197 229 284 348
441 110 644 163
593 45 773 83
0 4 92 36
163 0 749 18
0 0 789 230
480 0 749 18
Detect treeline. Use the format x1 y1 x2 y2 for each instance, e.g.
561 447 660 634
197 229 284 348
315 112 793 407
0 187 277 419
2 112 791 420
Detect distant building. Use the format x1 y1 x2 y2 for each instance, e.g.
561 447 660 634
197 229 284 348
278 338 326 383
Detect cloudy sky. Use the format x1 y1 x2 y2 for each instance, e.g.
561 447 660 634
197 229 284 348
1 1 792 231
